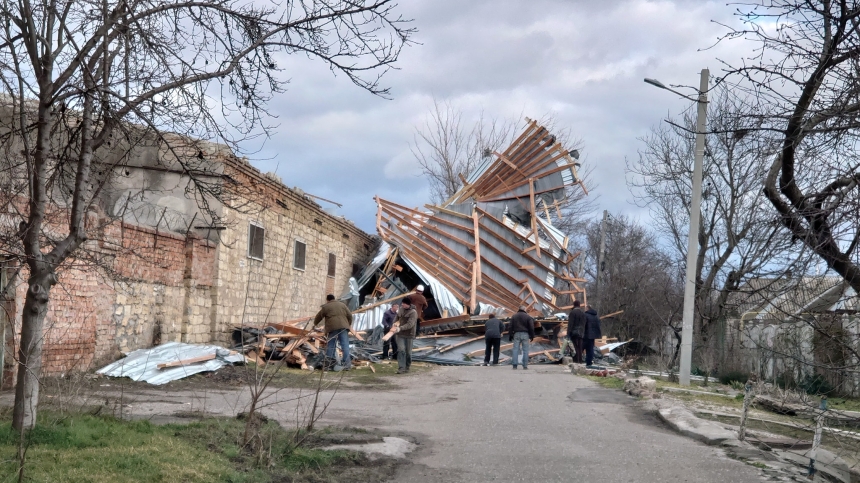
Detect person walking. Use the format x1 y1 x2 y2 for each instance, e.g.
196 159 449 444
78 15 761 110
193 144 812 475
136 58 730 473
393 296 418 374
508 306 535 370
381 303 400 360
483 313 505 366
567 300 586 364
583 305 602 367
313 294 354 370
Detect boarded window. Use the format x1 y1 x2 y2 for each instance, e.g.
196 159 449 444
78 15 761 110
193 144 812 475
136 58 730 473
248 223 265 260
327 253 336 278
293 240 306 270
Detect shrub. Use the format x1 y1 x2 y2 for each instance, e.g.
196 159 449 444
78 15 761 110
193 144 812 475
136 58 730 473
718 370 748 386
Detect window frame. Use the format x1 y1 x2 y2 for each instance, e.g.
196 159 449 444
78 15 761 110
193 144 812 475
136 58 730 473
247 222 265 261
293 239 307 271
327 253 336 278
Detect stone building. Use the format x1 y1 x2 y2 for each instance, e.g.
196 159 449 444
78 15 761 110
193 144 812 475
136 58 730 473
0 133 375 386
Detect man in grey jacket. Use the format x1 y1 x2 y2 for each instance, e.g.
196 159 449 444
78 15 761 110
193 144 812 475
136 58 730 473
508 306 535 370
483 314 505 366
393 297 418 374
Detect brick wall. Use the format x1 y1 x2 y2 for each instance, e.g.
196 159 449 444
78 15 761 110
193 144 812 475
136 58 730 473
1 159 375 381
209 160 377 341
2 219 216 379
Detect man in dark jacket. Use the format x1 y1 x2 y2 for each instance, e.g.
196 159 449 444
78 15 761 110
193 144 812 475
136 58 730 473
393 296 418 374
313 294 354 370
381 303 400 360
508 306 535 370
483 314 505 366
583 305 602 367
567 300 586 363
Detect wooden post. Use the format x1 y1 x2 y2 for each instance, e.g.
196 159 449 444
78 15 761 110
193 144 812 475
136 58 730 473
738 377 755 441
808 397 827 478
472 211 482 286
470 262 478 313
529 178 541 258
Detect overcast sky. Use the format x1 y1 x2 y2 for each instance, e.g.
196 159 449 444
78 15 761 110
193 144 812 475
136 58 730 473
248 0 751 234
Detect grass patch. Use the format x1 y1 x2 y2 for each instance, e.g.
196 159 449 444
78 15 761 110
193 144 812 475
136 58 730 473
0 411 393 483
583 375 625 389
825 397 860 412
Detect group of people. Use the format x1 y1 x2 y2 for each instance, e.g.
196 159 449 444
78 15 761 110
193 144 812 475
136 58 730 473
564 300 602 366
313 285 601 372
313 285 429 374
480 300 602 369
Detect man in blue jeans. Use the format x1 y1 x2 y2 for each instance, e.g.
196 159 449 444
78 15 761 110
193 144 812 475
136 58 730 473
508 306 535 370
313 294 354 370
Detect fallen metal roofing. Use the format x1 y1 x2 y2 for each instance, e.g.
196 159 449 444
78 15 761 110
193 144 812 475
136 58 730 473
97 342 245 385
363 119 588 320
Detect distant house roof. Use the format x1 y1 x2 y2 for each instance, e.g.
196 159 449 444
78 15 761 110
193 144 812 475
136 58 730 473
726 276 857 320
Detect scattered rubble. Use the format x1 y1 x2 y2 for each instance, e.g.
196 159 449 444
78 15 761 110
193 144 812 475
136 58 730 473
623 376 657 398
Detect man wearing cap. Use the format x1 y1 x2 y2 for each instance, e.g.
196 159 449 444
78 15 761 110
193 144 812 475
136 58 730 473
410 285 429 335
313 294 353 370
508 305 535 370
393 296 418 374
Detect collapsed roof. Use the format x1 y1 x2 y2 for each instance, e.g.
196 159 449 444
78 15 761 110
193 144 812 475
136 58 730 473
350 119 589 324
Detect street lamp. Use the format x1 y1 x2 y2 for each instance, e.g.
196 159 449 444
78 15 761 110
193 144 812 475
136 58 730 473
645 69 709 386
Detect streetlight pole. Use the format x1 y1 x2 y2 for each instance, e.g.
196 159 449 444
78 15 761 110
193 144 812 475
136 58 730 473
645 68 709 386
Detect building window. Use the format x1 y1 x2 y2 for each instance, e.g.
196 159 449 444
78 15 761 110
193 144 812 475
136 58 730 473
327 253 336 278
293 240 306 270
248 223 265 260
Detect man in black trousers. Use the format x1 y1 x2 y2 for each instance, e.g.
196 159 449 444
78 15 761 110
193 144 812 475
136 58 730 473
482 313 505 366
583 305 602 367
567 300 586 363
381 303 399 360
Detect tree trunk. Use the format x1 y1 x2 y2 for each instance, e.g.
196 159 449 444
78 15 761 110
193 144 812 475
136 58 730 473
12 270 53 431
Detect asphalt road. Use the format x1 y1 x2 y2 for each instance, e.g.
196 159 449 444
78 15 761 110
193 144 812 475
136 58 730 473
308 365 768 482
5 365 773 482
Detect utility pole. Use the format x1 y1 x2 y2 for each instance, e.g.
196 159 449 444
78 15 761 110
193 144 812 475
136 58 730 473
678 69 709 386
595 210 609 309
644 68 710 386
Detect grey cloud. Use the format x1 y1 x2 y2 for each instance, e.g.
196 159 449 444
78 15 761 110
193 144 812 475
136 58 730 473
235 0 753 233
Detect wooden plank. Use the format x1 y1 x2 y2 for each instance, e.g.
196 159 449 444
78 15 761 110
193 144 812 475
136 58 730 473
158 353 216 369
529 178 540 258
473 210 482 286
470 262 477 312
352 291 417 314
601 310 624 319
439 335 485 353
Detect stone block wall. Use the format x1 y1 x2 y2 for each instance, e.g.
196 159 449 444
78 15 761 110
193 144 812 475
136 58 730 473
209 160 376 341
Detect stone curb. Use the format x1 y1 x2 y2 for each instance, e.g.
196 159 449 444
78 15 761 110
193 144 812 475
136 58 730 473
656 405 740 447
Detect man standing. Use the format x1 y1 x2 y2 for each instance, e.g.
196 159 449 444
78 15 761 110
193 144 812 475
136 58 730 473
313 294 354 370
483 313 505 366
567 300 586 364
583 305 602 367
508 306 535 370
381 303 400 360
393 296 418 374
410 285 428 335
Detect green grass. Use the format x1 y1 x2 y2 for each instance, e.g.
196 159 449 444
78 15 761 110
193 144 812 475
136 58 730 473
0 411 381 483
583 375 625 389
825 397 860 412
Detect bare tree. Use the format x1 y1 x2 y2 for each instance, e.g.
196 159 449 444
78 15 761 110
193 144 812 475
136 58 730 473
577 213 683 355
629 84 800 358
718 0 860 291
0 0 413 432
411 99 519 204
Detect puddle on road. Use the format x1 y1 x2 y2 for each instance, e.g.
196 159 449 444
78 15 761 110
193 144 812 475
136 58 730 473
567 387 633 405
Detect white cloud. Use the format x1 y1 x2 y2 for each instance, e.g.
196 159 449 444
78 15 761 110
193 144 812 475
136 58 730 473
237 0 752 233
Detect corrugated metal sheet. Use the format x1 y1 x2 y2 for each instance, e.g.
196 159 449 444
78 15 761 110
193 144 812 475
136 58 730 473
97 342 245 385
401 255 464 317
